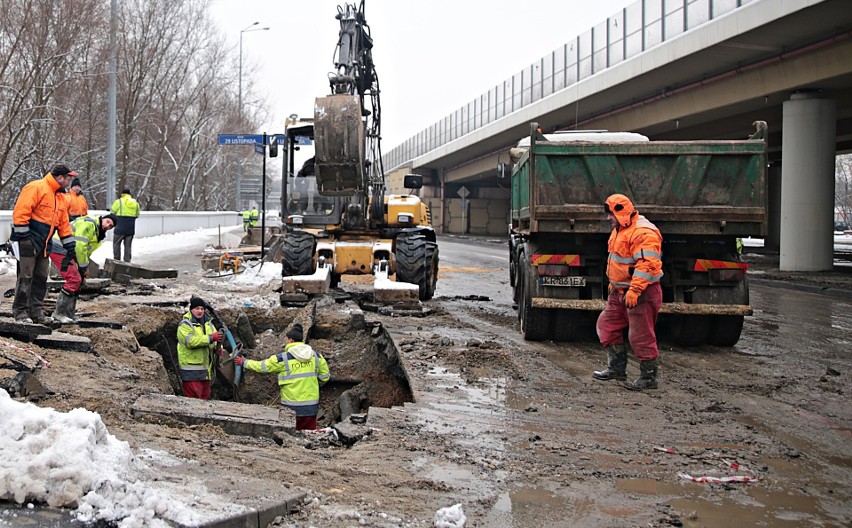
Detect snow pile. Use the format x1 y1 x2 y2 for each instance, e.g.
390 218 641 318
0 390 225 527
231 261 283 286
434 503 466 528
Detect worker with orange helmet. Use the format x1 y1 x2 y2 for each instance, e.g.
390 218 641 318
593 194 664 390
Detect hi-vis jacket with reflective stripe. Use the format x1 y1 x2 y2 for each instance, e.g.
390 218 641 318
606 215 664 295
243 342 330 417
110 193 140 236
12 173 74 256
51 216 104 267
176 312 218 381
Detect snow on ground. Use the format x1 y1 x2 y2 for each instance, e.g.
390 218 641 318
0 390 245 527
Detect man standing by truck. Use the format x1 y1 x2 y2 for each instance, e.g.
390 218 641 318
593 194 663 391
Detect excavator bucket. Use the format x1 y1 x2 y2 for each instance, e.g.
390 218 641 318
313 94 365 195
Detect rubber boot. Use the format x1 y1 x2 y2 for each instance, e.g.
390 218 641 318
30 310 54 325
52 289 76 324
623 358 659 391
593 344 628 381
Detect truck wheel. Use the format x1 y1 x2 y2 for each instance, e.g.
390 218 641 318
396 235 438 301
551 311 578 341
707 316 745 346
668 315 710 346
519 256 551 341
706 277 748 346
282 232 315 276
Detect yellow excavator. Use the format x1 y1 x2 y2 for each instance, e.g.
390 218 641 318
277 1 438 302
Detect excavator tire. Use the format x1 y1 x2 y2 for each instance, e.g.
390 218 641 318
282 232 315 277
395 234 438 301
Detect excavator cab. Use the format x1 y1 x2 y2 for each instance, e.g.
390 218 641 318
281 123 338 225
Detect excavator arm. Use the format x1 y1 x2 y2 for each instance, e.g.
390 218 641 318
314 0 383 203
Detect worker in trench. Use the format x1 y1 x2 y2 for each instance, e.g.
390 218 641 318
235 324 330 430
593 194 664 390
177 296 224 400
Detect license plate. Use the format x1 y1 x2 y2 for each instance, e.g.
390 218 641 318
540 276 586 287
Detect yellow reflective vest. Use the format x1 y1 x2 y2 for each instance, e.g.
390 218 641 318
243 342 330 416
176 312 218 381
50 216 104 270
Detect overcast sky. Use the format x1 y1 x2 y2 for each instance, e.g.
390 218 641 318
210 0 635 150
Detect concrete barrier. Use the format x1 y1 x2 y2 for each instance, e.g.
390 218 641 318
0 210 242 242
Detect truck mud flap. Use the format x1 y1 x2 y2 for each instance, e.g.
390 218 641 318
531 298 753 316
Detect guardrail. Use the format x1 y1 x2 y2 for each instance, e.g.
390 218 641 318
382 0 757 171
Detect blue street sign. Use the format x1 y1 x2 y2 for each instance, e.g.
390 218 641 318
254 144 265 155
218 134 286 145
218 134 262 145
295 135 313 145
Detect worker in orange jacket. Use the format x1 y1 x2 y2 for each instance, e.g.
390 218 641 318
593 194 664 391
67 177 89 221
10 165 78 324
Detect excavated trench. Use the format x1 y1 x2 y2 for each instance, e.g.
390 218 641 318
133 304 413 429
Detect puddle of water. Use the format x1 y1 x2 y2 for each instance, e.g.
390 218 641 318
671 488 831 528
416 370 509 453
615 478 683 495
484 488 595 527
0 504 83 527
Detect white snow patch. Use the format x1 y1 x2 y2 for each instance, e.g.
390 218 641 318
0 390 245 527
434 503 466 528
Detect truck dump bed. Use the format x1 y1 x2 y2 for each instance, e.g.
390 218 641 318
511 128 767 236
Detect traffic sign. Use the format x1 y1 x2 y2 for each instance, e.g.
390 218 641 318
457 185 470 199
254 144 265 155
218 134 286 145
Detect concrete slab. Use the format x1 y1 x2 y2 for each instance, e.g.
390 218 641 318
33 332 93 353
71 318 125 330
104 259 178 279
0 318 52 341
47 278 111 292
281 266 331 295
131 394 295 438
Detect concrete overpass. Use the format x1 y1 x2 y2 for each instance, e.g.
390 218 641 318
382 0 852 271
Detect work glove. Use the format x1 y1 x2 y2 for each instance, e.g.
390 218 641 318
624 290 639 308
60 252 75 272
234 355 246 366
78 264 89 278
210 332 224 343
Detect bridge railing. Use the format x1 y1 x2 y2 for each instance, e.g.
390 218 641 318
382 0 755 171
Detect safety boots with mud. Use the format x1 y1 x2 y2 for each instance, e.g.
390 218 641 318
52 289 78 324
593 344 628 381
623 358 659 391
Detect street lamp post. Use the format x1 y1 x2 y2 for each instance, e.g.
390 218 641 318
237 22 269 211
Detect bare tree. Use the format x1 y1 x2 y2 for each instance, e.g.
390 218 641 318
836 154 852 227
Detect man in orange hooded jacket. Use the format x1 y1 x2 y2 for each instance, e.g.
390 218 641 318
10 164 78 324
593 194 664 390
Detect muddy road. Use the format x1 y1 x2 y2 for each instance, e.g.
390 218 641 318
1 231 850 527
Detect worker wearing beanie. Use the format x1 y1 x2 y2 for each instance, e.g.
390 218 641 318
67 178 89 222
177 296 224 400
236 323 330 430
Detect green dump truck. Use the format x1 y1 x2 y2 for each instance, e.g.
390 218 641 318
508 122 767 346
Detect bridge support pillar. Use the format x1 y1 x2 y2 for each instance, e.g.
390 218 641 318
765 164 781 252
780 92 836 271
